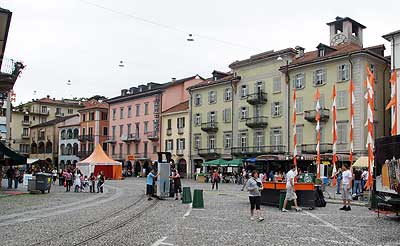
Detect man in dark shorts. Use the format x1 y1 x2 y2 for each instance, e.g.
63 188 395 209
146 169 159 200
171 168 182 200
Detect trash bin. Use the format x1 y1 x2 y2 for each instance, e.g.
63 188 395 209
182 187 192 204
35 173 51 194
279 190 292 210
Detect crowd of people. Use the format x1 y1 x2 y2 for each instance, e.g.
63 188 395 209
5 167 23 189
58 168 105 193
146 162 182 201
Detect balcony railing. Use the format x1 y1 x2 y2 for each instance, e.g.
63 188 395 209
247 92 268 105
177 127 184 135
21 120 31 126
104 136 116 143
112 153 125 160
245 117 268 128
301 143 333 154
304 109 330 123
147 131 159 141
0 58 25 92
231 145 286 156
122 133 141 142
78 135 94 142
197 148 221 159
201 122 218 133
176 149 184 156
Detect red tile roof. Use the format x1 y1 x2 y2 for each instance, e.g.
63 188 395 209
162 101 189 114
79 99 108 111
187 74 239 91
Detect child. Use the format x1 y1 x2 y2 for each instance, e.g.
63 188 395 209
82 175 89 192
89 173 96 193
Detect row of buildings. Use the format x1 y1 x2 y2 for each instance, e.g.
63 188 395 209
6 16 400 178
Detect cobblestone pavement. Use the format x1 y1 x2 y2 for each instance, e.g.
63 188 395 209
0 178 398 246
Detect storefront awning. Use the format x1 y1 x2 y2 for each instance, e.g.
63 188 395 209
223 159 243 167
0 141 27 164
203 159 227 166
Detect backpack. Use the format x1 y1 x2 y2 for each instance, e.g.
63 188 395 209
315 188 326 207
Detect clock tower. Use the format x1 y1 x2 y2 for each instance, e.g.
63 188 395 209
327 17 366 47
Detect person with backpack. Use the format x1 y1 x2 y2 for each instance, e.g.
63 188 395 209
282 164 302 212
246 170 264 221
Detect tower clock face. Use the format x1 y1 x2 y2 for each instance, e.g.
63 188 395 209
331 33 347 46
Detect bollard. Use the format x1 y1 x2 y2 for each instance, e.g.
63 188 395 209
182 187 192 204
192 189 204 209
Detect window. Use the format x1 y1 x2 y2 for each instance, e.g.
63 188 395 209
294 74 305 89
194 113 201 126
208 91 217 104
89 112 95 121
127 124 131 135
118 108 123 119
22 128 29 137
240 107 248 120
167 119 172 129
111 144 116 155
112 109 116 120
194 94 202 106
337 122 347 144
369 64 378 83
313 69 326 86
270 128 282 146
126 143 131 155
82 127 86 136
144 103 149 115
88 127 93 137
153 145 157 154
224 132 232 149
318 48 325 57
337 91 348 109
82 114 86 122
241 85 248 98
272 102 281 117
144 142 148 157
101 112 108 120
254 131 264 149
177 117 185 128
273 77 281 93
296 125 303 145
103 127 108 136
208 135 216 149
224 88 232 101
166 140 173 151
135 123 140 135
135 144 139 154
177 139 185 150
208 111 216 123
119 125 123 137
68 109 73 114
56 108 62 116
119 143 123 156
136 104 140 116
144 121 148 133
338 64 349 81
194 134 201 149
296 97 303 114
223 108 231 123
255 81 264 93
127 106 132 118
240 132 248 150
112 126 116 138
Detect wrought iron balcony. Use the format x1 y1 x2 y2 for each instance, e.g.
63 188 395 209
147 131 159 141
112 153 125 160
201 122 218 133
0 58 25 92
104 136 117 143
231 145 286 157
301 143 333 154
197 148 221 159
245 117 268 128
78 135 94 142
121 133 141 143
176 149 184 156
247 92 268 105
304 108 330 123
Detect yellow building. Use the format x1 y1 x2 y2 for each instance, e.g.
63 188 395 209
188 71 240 171
161 101 189 177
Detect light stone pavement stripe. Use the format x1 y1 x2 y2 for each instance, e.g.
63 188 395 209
304 211 363 245
0 184 122 226
151 236 174 246
183 203 192 218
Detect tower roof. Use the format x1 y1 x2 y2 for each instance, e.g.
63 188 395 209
326 16 366 29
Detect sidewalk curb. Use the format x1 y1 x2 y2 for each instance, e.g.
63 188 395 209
326 199 369 207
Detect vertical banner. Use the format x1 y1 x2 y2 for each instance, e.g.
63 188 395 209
315 88 321 179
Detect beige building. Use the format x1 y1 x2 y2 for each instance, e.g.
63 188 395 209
10 96 84 156
161 101 189 177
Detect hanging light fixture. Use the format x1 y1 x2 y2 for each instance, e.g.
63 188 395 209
67 80 71 86
187 34 194 42
119 60 124 67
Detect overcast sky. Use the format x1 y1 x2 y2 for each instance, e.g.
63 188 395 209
2 0 399 104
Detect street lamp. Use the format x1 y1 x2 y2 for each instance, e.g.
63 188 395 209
118 60 124 67
187 34 194 42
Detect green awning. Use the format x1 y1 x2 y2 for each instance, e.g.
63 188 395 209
203 159 228 166
223 159 243 167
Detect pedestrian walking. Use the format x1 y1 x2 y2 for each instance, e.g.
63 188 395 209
211 170 219 190
340 164 352 211
146 169 159 200
64 170 72 192
171 168 182 200
282 164 302 212
336 169 342 194
74 171 81 192
246 170 264 221
89 172 96 193
14 169 20 189
97 171 105 193
59 169 64 186
353 168 362 196
361 168 368 193
52 169 57 185
6 167 14 189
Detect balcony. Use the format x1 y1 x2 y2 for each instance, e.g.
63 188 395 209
247 92 268 105
21 134 30 139
245 117 268 128
201 122 218 133
176 149 184 156
112 153 125 160
304 109 330 123
301 143 333 154
166 129 172 136
78 135 94 142
21 120 31 126
77 150 93 159
104 136 117 143
147 131 159 141
232 145 286 157
197 148 221 159
0 58 24 92
122 133 140 143
177 128 184 135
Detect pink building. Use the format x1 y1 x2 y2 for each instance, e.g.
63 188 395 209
106 75 203 176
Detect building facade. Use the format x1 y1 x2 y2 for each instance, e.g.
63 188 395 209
77 99 109 160
58 118 80 169
161 101 189 177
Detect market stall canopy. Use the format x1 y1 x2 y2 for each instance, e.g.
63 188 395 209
224 159 243 167
256 155 286 161
353 156 374 168
27 158 40 164
203 159 227 166
0 141 27 164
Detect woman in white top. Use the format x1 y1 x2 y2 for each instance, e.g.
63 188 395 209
73 172 81 192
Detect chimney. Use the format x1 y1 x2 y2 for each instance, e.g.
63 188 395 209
129 87 138 94
53 98 55 101
47 95 50 99
171 78 176 82
295 46 305 58
121 89 128 96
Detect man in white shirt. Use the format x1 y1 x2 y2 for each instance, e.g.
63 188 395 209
361 168 368 192
282 164 302 212
340 164 353 211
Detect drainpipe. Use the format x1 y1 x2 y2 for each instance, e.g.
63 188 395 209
188 90 193 179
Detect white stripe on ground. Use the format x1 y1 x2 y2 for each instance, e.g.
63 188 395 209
304 211 363 244
151 236 174 246
183 203 192 218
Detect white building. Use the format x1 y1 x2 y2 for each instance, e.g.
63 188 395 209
383 30 400 134
58 116 80 169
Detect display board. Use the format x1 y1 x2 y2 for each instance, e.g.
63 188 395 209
157 162 170 198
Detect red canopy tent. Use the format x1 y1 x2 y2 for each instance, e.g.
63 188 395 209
77 144 122 179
